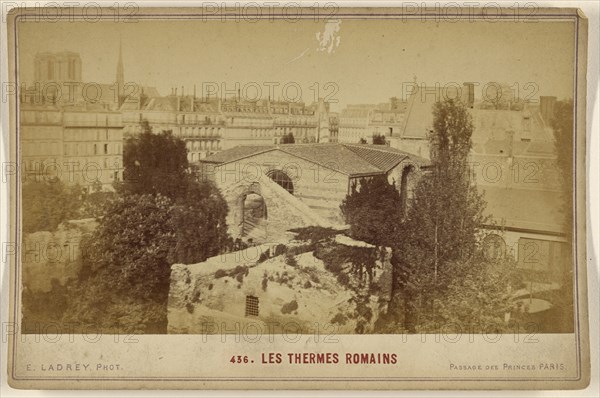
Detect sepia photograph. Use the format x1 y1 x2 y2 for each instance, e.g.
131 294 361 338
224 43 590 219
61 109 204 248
2 3 593 391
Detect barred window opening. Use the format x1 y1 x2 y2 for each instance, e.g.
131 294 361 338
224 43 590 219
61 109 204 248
267 169 294 194
245 295 259 317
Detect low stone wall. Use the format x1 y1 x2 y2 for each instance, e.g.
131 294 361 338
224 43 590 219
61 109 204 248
21 219 97 293
167 238 393 335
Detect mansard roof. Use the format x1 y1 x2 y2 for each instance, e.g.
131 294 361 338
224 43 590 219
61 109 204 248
401 85 557 157
481 186 565 235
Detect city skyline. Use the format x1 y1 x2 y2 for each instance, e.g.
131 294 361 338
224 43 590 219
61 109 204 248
8 6 589 389
17 18 576 110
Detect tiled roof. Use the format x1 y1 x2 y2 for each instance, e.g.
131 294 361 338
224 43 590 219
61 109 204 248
343 144 428 172
193 103 219 113
144 97 178 112
400 86 441 139
119 99 141 111
471 108 553 145
479 140 529 156
201 145 275 163
175 97 219 113
140 86 160 98
280 145 382 176
202 143 428 176
481 186 565 234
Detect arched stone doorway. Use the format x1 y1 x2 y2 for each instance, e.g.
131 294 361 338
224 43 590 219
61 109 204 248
238 189 267 244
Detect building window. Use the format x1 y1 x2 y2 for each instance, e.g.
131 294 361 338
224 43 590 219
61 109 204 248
267 169 294 194
245 295 259 317
104 144 108 154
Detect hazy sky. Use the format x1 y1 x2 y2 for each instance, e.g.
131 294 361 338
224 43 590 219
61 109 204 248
17 18 576 110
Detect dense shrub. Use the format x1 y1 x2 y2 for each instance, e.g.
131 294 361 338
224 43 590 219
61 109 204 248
281 300 299 314
22 180 82 233
331 312 347 325
215 269 227 279
288 226 339 246
274 244 287 257
284 253 299 267
257 249 270 263
58 123 230 334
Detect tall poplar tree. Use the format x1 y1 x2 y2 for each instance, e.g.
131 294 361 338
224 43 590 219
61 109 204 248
393 99 487 331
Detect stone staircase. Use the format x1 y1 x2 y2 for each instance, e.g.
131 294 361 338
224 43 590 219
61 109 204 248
241 216 266 243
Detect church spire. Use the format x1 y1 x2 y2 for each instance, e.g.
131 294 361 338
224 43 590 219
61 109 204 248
116 37 125 105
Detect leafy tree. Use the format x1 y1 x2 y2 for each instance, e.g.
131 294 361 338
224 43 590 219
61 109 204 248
61 122 230 333
21 278 70 332
481 83 523 110
372 134 387 145
358 138 367 144
393 99 488 331
63 194 176 332
22 180 82 233
288 226 338 248
168 180 229 264
339 175 403 329
340 175 403 248
411 257 521 333
120 120 189 199
66 179 229 333
78 194 176 300
80 181 116 219
281 132 295 144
